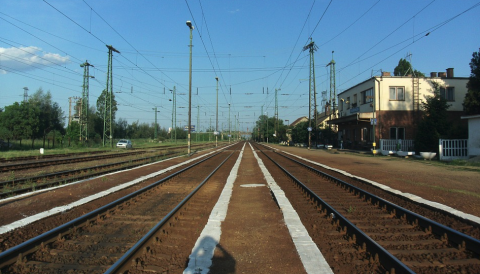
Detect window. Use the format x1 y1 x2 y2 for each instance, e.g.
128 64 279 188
389 87 405 101
346 96 350 109
361 88 374 104
352 94 357 107
389 127 405 140
440 87 455 101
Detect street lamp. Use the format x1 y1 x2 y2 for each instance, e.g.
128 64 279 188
215 77 219 147
169 86 176 144
265 111 269 144
186 20 194 155
228 103 231 143
152 107 160 140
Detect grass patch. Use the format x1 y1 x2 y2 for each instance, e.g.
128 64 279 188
397 178 480 199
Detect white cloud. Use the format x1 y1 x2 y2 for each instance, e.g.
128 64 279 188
229 8 240 14
0 46 70 73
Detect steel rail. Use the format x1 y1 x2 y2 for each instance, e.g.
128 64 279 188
0 149 226 269
105 150 235 273
257 146 415 274
0 143 213 171
0 150 107 163
274 149 480 256
0 151 146 172
0 151 180 198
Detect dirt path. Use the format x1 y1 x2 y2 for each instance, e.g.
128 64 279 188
209 144 308 273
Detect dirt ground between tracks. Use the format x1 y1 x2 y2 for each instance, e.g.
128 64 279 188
1 143 480 273
270 144 480 219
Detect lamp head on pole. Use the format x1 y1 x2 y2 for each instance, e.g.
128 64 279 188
186 21 194 30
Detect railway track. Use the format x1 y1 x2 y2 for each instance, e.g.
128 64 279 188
0 143 212 173
0 144 217 199
253 142 480 273
0 143 242 273
0 150 108 163
0 151 178 199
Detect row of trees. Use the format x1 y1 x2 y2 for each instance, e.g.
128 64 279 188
0 87 241 149
0 88 190 149
0 89 64 148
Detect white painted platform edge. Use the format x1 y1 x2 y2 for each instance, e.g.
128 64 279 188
183 143 246 274
250 143 334 274
0 147 229 235
267 145 480 226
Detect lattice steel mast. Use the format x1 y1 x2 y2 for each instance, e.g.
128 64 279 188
80 60 93 142
303 39 318 149
327 51 336 116
103 45 120 147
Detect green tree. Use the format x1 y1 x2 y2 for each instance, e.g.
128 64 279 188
415 81 451 153
394 58 425 77
65 121 81 145
96 89 118 123
291 121 309 144
115 118 129 138
463 47 480 115
318 126 336 146
0 102 39 146
28 88 65 146
0 126 13 149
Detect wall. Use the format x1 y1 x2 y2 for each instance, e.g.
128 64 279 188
466 116 480 156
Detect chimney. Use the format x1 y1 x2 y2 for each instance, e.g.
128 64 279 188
446 68 454 78
430 72 437 77
382 71 391 77
438 72 446 78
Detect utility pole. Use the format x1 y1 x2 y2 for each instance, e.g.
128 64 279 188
152 107 159 140
261 105 264 142
80 60 94 143
173 86 177 143
215 77 219 147
303 39 318 150
228 103 231 143
197 105 200 142
186 20 194 155
23 87 29 103
275 88 280 139
103 45 120 147
327 51 336 119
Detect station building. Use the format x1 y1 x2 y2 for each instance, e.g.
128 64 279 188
327 68 469 150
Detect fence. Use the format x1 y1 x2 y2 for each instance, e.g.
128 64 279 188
439 139 468 160
380 139 414 151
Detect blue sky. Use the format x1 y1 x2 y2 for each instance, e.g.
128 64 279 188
1 0 479 133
